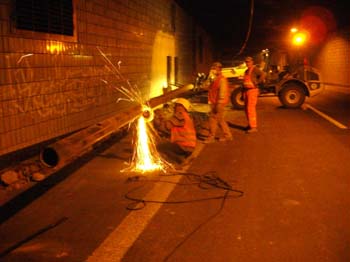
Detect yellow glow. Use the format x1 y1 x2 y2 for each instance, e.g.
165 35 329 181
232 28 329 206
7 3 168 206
132 116 164 172
97 47 172 173
121 105 171 173
120 108 173 173
150 31 175 98
290 27 298 33
292 32 307 46
136 116 157 170
46 41 66 54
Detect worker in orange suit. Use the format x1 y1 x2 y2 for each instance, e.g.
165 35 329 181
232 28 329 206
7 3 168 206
204 62 233 143
243 56 265 133
153 98 196 163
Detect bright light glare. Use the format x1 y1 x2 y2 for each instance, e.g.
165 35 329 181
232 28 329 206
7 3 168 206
290 27 298 33
292 32 307 46
123 114 170 173
135 116 160 171
46 41 66 54
97 47 171 174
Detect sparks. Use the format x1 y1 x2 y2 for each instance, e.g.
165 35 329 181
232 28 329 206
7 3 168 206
97 47 172 173
123 110 171 173
134 115 162 172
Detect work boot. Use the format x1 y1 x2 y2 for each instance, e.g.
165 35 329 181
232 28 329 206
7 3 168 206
246 127 258 133
203 136 215 144
218 136 233 142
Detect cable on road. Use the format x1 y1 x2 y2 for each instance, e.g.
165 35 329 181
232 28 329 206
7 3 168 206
164 189 230 262
124 171 243 261
124 171 244 211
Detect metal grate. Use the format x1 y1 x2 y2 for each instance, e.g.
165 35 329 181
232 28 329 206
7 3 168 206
15 0 74 36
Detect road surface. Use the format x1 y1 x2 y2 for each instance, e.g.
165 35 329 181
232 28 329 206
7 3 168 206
1 88 350 262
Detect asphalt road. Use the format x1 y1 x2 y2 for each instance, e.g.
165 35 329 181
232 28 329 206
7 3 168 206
1 88 350 262
307 85 350 127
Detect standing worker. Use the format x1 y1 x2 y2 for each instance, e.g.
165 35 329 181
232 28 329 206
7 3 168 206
243 56 265 133
204 62 233 143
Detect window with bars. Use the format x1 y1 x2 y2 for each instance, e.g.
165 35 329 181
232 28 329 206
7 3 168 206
14 0 74 36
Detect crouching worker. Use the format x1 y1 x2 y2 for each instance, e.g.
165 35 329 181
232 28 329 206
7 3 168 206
153 98 197 164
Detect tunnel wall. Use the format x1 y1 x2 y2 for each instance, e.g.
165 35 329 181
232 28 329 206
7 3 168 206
314 29 350 88
0 0 213 157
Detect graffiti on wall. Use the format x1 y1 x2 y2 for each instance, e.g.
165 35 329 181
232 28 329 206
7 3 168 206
2 54 121 120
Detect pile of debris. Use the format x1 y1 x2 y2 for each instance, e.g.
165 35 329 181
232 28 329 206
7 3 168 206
0 159 46 203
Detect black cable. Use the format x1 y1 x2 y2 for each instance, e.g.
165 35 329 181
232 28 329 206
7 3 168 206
124 171 244 260
164 190 230 262
124 171 243 211
235 0 255 57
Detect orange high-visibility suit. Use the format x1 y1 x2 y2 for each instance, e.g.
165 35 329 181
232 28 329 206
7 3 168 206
170 110 197 151
243 66 265 129
208 73 232 141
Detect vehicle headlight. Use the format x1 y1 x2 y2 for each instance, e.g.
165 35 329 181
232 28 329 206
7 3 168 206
310 83 319 90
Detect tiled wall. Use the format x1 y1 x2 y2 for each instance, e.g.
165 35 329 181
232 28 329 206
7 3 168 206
0 0 213 156
315 30 350 87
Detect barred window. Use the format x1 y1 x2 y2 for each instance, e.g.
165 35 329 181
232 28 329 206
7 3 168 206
14 0 74 36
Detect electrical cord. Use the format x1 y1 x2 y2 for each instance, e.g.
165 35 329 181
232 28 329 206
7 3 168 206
164 190 230 262
124 171 243 211
124 170 244 261
235 0 254 57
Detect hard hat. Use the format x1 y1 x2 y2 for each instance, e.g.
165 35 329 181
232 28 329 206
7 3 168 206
245 56 253 62
211 62 222 69
173 98 191 111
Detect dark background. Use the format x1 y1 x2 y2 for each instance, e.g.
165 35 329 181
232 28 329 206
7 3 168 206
175 0 348 60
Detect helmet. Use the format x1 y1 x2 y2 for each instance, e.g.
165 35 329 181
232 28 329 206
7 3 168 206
245 56 253 62
211 62 222 69
173 98 191 111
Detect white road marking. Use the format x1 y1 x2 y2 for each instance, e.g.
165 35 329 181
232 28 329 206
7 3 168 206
87 176 181 262
305 104 348 129
87 144 204 262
